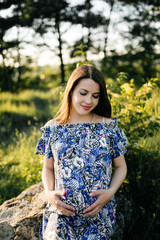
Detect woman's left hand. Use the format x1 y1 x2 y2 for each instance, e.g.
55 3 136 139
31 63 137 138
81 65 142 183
83 189 114 217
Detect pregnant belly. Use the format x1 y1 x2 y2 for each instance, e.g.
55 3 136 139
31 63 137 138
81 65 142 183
61 188 97 215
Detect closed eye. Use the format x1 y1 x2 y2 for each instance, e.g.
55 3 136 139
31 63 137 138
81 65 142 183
80 92 86 96
93 95 99 99
80 92 100 98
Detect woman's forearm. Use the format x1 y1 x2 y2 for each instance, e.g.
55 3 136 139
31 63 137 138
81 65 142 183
109 161 127 195
42 167 55 192
42 167 75 215
83 158 127 217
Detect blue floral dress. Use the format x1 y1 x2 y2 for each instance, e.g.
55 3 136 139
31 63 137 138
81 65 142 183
35 118 129 240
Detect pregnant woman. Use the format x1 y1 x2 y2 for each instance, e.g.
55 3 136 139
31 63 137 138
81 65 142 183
35 64 129 240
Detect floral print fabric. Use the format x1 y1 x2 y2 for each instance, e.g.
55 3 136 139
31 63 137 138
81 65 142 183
35 118 129 240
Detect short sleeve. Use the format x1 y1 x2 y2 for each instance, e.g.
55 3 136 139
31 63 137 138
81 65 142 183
35 126 53 159
112 126 129 159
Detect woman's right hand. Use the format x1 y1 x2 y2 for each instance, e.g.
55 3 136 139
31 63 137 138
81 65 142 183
45 190 76 216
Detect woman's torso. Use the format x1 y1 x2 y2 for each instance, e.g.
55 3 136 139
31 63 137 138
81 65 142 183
48 119 115 214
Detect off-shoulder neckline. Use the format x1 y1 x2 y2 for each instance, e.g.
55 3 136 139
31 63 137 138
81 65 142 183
42 118 118 130
61 118 117 126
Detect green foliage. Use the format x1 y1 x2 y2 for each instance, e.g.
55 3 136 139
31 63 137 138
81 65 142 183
73 44 94 67
110 78 160 239
74 44 88 61
0 65 60 92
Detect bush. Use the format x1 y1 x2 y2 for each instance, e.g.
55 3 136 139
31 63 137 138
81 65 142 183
110 78 160 240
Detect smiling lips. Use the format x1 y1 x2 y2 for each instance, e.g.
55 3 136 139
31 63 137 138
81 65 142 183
81 105 91 110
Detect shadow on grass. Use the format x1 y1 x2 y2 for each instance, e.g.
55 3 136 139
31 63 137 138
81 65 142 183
0 96 57 139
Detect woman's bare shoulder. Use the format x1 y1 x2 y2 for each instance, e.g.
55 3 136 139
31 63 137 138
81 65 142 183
44 119 56 126
93 114 111 123
103 117 112 123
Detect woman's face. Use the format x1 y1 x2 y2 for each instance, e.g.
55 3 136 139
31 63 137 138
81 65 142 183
71 78 100 117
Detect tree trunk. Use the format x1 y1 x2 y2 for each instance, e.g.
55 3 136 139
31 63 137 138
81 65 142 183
103 0 114 58
56 20 65 84
17 46 22 92
1 53 12 92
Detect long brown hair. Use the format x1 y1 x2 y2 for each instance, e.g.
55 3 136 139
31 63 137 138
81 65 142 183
55 64 111 124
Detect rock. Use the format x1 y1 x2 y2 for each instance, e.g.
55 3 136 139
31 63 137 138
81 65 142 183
0 221 14 240
0 182 47 240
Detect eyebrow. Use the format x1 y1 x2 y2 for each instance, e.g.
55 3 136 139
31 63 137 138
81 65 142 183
80 88 100 94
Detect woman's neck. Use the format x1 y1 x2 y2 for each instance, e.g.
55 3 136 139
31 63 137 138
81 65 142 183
67 112 94 124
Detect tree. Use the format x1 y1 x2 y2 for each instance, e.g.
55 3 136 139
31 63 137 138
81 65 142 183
29 0 72 84
69 0 107 62
102 0 115 58
0 0 35 91
118 0 160 82
0 1 19 91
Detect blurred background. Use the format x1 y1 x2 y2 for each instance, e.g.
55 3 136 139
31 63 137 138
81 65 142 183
0 0 160 239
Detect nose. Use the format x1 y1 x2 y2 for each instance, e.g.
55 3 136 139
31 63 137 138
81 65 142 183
85 95 92 105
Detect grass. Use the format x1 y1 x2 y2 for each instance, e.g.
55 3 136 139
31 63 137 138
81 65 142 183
0 86 64 204
0 127 42 203
0 87 64 140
